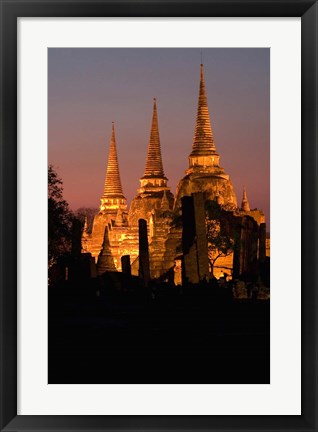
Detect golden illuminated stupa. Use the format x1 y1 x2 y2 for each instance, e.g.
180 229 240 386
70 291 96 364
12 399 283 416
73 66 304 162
241 186 250 212
82 122 128 264
174 64 237 210
100 122 128 216
143 98 166 180
129 98 174 226
96 226 117 275
125 98 175 278
82 63 266 280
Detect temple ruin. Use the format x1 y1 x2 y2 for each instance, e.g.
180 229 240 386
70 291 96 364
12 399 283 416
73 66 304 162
82 64 267 281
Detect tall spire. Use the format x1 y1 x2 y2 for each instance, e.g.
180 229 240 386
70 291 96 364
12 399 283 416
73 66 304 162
241 186 251 212
143 98 166 179
190 64 216 157
103 122 125 198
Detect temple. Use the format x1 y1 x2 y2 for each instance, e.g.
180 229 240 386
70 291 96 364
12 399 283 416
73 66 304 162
129 98 174 226
83 63 266 281
174 64 237 210
82 122 129 267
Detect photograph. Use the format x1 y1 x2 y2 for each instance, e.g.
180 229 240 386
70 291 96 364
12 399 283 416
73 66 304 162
2 1 317 429
48 47 270 384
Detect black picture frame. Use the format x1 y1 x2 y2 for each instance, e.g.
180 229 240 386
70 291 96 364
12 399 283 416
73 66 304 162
0 1 317 431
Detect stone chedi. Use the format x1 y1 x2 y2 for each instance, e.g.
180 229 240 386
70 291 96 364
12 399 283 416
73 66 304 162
129 98 174 226
100 121 127 217
127 98 175 278
97 227 117 275
174 64 237 210
83 122 129 267
241 186 250 212
238 185 265 226
82 63 267 281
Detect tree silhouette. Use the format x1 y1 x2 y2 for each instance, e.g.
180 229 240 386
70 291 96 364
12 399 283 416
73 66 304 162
74 207 99 233
48 165 73 266
205 200 236 277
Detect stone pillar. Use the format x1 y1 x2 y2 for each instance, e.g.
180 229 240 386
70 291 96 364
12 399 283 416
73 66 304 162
259 222 266 262
232 216 243 279
181 193 209 284
121 255 131 276
138 219 150 287
193 193 209 280
233 215 259 280
90 255 97 278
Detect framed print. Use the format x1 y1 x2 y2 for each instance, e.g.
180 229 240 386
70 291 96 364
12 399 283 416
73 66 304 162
0 0 317 431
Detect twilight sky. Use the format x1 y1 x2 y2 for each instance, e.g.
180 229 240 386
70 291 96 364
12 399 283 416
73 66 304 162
48 48 270 227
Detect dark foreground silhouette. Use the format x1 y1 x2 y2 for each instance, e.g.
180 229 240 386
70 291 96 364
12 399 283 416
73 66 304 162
49 279 270 384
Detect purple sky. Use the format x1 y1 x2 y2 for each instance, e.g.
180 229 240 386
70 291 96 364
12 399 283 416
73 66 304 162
48 48 270 228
